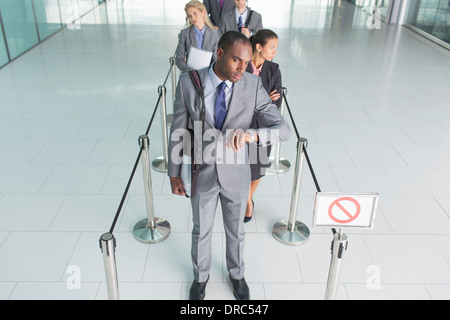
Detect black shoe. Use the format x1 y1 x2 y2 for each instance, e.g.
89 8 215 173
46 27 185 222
244 200 254 223
189 276 209 300
229 276 250 300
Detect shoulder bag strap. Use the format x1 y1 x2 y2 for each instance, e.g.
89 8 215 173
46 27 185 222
188 70 206 129
188 70 206 175
244 9 253 27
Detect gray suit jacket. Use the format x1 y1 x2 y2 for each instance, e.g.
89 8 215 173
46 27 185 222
175 25 220 73
218 7 263 36
168 67 291 193
203 0 235 27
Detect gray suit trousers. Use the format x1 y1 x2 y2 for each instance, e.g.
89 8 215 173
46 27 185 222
190 177 248 283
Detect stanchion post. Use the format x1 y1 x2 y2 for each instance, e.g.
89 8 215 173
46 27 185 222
272 137 310 245
152 85 169 173
267 87 290 174
99 232 119 300
325 229 348 300
133 135 171 243
170 56 176 106
166 56 176 125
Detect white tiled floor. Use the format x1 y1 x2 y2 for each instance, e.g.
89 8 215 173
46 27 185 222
0 0 449 300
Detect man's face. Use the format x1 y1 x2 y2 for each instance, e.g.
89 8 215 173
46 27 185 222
215 41 252 83
234 0 247 10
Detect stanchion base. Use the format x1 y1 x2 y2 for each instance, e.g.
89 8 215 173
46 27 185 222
152 156 168 173
133 218 171 244
272 219 310 246
266 158 291 174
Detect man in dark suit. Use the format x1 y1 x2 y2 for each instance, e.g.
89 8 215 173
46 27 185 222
168 31 290 300
203 0 235 27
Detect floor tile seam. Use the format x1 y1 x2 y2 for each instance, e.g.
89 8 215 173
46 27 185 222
429 235 450 266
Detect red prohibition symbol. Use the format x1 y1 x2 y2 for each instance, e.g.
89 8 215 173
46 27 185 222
328 197 361 224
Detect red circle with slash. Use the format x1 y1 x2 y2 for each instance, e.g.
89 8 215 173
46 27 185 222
328 197 361 224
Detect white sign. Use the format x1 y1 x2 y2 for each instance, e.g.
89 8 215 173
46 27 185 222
313 192 379 229
187 47 213 70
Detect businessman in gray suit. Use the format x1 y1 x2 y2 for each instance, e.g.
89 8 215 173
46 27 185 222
168 31 290 300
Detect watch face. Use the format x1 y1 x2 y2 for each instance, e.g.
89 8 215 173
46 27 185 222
246 130 255 143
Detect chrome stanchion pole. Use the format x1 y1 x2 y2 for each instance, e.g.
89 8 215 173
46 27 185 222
134 135 171 243
325 229 348 300
267 87 290 174
170 56 176 105
166 56 176 125
272 137 310 245
152 85 169 173
99 232 119 300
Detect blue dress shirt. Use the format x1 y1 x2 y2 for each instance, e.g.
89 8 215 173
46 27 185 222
194 26 206 49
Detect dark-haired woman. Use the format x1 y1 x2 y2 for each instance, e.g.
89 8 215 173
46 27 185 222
245 29 282 223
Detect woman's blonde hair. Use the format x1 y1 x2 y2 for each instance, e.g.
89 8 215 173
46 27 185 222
184 0 215 30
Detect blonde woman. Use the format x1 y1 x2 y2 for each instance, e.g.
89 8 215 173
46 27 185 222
175 0 220 73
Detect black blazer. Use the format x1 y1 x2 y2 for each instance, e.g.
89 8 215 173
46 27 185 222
246 60 282 109
203 0 235 26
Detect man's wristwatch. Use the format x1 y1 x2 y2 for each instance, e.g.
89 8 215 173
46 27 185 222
245 129 257 143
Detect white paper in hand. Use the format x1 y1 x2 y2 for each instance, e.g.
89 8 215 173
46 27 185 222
187 47 213 70
180 154 192 198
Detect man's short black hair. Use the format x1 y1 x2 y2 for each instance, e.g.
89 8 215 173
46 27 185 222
218 31 251 52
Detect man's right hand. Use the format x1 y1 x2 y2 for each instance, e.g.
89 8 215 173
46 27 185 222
241 27 251 38
170 177 186 196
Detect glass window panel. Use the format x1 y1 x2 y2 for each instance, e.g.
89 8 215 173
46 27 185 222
0 22 8 67
33 0 62 40
0 0 39 59
406 0 450 45
59 0 79 25
78 0 94 17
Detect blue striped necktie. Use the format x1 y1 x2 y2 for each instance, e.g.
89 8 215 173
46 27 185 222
238 16 243 32
215 82 227 130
